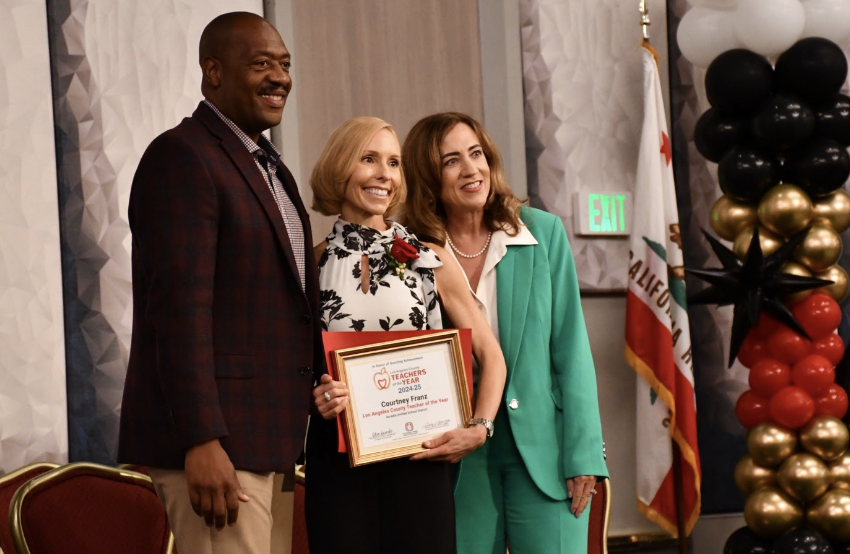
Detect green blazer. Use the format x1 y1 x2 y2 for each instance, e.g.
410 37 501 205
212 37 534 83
493 207 609 500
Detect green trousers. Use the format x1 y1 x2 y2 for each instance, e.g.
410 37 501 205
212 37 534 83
454 404 589 554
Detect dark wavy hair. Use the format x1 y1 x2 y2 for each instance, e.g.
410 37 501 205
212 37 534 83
400 112 523 246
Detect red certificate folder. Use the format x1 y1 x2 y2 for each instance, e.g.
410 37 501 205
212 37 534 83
322 329 474 453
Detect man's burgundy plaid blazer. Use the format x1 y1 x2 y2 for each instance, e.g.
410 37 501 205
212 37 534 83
118 102 323 472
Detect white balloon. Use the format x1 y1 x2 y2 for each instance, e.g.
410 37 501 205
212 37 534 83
734 0 806 57
689 0 740 9
678 7 743 67
801 0 850 44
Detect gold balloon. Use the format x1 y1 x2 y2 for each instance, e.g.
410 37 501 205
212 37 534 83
733 226 784 261
711 195 758 241
800 415 850 462
758 184 814 237
814 265 850 303
780 262 815 303
735 455 778 495
744 487 804 539
777 453 831 502
830 452 850 491
748 422 798 468
792 223 843 273
813 189 850 233
806 489 850 542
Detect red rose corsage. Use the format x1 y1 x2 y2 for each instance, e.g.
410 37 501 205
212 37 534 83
386 235 420 279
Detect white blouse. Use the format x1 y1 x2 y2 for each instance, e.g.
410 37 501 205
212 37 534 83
317 219 443 332
444 223 538 343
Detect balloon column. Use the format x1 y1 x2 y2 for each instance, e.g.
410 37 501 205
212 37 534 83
678 2 850 550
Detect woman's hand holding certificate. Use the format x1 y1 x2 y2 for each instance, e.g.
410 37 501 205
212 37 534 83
313 374 349 419
410 424 487 463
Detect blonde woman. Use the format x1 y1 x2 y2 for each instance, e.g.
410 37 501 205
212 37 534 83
304 117 505 554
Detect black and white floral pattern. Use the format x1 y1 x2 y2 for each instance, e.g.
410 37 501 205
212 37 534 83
318 219 442 332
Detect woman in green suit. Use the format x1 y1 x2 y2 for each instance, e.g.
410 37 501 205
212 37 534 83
402 112 608 554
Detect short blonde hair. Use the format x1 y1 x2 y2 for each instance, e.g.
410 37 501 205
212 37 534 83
310 117 407 217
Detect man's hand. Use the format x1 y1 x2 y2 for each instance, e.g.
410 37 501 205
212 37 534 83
409 425 487 463
313 374 349 420
185 439 250 529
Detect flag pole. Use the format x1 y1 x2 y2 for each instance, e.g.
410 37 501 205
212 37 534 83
671 441 690 554
641 2 690 552
639 0 651 43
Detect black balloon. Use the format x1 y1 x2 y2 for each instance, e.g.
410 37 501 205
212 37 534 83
695 108 747 162
771 527 834 554
718 145 780 202
725 526 772 554
752 94 815 152
815 94 850 147
706 49 774 117
783 137 850 197
775 38 849 107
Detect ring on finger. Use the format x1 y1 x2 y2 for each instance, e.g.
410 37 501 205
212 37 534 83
323 391 332 402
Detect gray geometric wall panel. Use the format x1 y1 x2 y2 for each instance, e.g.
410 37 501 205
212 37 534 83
45 0 262 464
520 0 669 291
0 0 69 474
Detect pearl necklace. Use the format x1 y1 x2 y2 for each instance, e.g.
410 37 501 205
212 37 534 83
446 231 492 259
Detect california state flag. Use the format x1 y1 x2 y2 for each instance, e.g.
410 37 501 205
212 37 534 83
625 44 701 537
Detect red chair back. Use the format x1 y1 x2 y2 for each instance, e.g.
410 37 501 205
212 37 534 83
117 464 149 475
9 463 173 554
0 463 58 554
292 467 309 554
587 478 612 554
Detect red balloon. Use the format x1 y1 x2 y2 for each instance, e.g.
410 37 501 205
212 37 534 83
769 386 816 429
738 335 769 368
736 390 772 429
792 293 842 340
750 313 780 340
767 326 813 365
814 383 850 419
791 355 836 396
749 358 792 398
813 334 845 366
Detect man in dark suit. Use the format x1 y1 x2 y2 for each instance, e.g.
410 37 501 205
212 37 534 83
118 11 321 554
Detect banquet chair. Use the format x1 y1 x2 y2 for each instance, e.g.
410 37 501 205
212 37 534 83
9 462 174 554
0 463 58 554
587 478 612 554
117 463 149 475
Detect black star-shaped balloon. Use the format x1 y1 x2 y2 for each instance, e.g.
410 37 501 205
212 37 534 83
687 228 833 367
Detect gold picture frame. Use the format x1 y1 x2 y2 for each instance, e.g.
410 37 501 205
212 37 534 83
332 330 472 467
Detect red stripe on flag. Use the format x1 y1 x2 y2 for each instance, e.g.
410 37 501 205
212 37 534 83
625 291 676 390
626 289 702 534
642 454 701 537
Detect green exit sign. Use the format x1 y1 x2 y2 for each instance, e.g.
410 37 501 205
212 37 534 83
573 192 632 236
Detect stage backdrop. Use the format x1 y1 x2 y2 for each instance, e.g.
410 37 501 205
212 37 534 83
520 0 670 291
45 0 262 465
0 0 67 474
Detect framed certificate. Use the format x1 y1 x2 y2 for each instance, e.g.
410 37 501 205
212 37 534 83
329 330 473 467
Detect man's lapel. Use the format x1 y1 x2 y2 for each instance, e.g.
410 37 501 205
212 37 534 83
195 103 305 292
